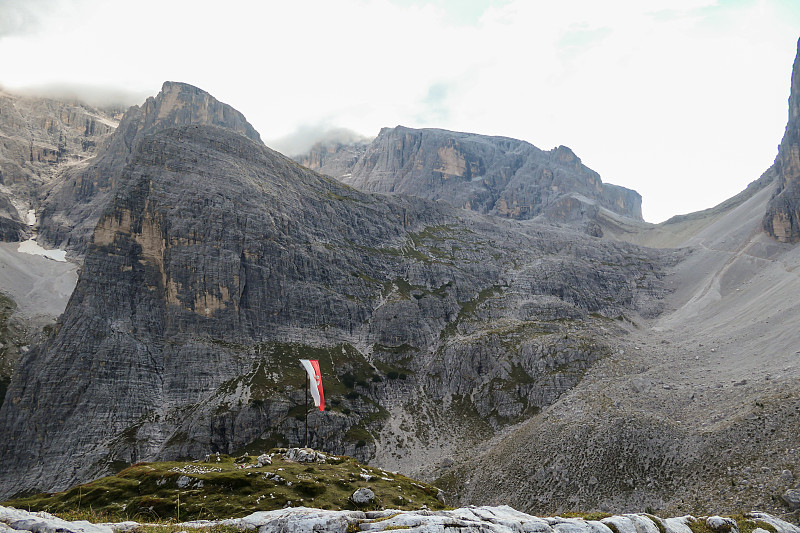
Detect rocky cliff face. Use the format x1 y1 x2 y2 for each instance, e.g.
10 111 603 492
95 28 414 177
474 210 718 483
36 81 260 254
0 91 118 241
764 38 800 243
295 126 643 231
0 104 672 498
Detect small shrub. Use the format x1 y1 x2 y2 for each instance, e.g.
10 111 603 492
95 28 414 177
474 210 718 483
294 480 326 497
341 372 356 388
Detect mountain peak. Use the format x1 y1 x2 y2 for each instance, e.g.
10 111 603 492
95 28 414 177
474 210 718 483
36 81 262 254
134 81 261 144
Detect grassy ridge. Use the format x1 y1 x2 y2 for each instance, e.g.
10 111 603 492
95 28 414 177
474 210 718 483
2 450 446 522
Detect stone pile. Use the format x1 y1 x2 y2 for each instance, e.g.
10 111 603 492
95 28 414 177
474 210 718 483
283 448 328 463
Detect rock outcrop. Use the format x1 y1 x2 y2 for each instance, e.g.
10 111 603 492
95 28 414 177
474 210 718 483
0 102 671 498
36 81 260 254
295 126 643 230
2 505 799 533
764 37 800 243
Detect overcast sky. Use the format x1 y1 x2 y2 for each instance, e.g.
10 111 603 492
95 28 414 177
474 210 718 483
1 0 798 222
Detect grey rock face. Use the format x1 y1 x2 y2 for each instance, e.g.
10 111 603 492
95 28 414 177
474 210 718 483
0 119 671 498
36 81 260 255
296 126 643 227
764 38 800 243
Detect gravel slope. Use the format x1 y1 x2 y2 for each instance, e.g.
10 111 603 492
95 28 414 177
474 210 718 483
454 178 800 519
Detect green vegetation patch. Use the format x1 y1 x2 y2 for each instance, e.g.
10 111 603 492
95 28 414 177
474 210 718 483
686 516 778 533
733 515 778 533
3 451 446 521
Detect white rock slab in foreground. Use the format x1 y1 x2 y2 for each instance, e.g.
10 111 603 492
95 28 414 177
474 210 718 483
0 506 113 533
2 505 800 533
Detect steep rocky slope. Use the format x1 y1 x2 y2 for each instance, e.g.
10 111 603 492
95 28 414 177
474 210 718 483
0 109 671 499
295 126 642 233
450 39 800 520
0 90 118 240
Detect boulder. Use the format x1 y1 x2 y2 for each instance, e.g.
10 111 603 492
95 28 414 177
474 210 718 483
351 488 375 505
706 516 738 533
781 488 800 510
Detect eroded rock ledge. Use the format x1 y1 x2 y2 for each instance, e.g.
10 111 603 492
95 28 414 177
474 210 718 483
1 505 798 533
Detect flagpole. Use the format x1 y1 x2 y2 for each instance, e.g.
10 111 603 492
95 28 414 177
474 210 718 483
304 373 309 448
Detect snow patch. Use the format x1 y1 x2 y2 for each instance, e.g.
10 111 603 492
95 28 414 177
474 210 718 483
26 209 36 226
18 239 67 262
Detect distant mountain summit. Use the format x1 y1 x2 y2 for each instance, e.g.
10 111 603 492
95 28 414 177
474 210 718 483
296 126 642 233
37 81 261 254
0 90 118 240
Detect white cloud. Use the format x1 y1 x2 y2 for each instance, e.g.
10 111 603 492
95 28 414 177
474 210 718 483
0 0 797 222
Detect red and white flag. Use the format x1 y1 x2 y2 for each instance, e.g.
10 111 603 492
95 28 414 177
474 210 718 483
300 359 325 411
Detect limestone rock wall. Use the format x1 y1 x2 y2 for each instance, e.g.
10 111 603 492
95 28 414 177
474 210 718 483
764 38 800 243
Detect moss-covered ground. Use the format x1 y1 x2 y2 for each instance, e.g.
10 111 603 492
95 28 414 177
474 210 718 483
2 450 446 522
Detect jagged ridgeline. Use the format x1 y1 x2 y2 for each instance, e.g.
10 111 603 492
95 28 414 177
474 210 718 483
297 126 643 237
0 83 674 500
